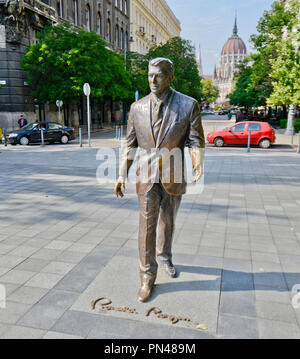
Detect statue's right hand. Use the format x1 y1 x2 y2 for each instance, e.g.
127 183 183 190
114 177 126 198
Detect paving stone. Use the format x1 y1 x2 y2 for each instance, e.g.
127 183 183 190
54 250 87 264
41 261 76 276
8 286 49 305
224 249 251 260
38 289 78 309
52 310 100 337
0 325 45 339
0 301 31 324
45 240 73 251
26 273 64 289
255 301 298 324
14 258 50 272
217 314 259 339
18 304 66 330
220 291 256 318
0 269 36 285
257 318 300 339
43 331 83 339
0 255 26 269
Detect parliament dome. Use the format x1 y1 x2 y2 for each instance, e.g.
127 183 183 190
221 19 247 55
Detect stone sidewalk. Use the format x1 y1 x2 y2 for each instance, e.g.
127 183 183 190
0 135 300 339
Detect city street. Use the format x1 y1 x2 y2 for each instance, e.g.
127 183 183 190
0 131 300 339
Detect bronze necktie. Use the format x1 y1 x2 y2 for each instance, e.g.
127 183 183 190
152 101 163 143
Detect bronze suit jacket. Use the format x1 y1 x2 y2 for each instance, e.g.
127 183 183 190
119 88 205 196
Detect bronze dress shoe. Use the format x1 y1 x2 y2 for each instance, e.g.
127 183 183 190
161 261 177 278
137 284 153 302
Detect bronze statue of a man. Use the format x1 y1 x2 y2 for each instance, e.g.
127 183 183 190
114 58 205 302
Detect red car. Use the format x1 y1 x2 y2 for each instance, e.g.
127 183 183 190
206 121 276 149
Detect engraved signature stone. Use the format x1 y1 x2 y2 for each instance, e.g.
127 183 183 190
91 297 138 314
91 297 207 330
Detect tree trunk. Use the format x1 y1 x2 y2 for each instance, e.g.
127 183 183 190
283 105 287 119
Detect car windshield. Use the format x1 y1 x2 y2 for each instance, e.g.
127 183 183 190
20 123 37 131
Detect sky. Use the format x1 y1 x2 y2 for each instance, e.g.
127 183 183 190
165 0 274 75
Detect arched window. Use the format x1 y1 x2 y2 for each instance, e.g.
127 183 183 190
97 12 102 36
107 19 111 43
85 4 91 32
120 28 124 50
57 0 63 18
115 25 120 48
73 0 78 26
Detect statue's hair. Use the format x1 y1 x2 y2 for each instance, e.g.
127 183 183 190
149 57 174 78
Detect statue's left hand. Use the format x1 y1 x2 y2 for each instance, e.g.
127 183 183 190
191 167 203 183
190 147 204 183
114 177 126 198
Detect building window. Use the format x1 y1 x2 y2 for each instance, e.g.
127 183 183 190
115 25 120 48
115 0 118 7
120 28 124 50
124 0 127 15
86 4 91 32
120 0 123 12
73 0 78 26
57 0 63 17
97 11 102 36
107 19 111 43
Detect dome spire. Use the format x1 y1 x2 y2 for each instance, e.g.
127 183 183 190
233 13 238 35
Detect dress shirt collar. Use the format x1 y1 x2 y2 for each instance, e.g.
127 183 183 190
151 88 172 107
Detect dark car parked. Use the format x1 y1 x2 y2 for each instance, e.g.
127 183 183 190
6 122 76 145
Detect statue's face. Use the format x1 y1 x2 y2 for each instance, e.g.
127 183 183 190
148 65 172 97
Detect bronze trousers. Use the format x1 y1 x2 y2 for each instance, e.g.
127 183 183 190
138 182 182 285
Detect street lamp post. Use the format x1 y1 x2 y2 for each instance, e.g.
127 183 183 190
83 83 91 147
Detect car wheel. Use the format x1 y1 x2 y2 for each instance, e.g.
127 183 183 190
214 137 224 147
259 138 271 149
20 136 29 146
60 135 69 144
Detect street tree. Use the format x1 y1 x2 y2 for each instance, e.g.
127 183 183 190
201 79 219 106
267 0 300 133
126 37 203 102
21 23 132 120
149 37 203 102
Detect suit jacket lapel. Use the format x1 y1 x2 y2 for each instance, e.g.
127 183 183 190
156 90 177 148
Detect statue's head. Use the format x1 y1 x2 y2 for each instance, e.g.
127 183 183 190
148 57 174 97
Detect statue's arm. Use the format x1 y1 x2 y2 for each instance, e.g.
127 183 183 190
114 106 138 198
187 101 205 183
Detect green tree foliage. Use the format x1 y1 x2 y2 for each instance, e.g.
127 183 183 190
268 0 300 106
230 1 296 108
126 37 203 102
201 79 219 104
21 23 132 104
126 51 149 98
229 59 257 108
149 37 202 102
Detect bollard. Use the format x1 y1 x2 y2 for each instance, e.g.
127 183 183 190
3 129 7 147
291 127 294 145
115 126 118 140
297 131 300 154
247 131 251 153
40 129 45 147
79 128 82 147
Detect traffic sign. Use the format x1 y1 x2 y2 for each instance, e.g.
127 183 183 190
83 83 91 96
56 100 63 108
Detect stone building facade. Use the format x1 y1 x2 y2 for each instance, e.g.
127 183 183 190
0 0 130 131
213 18 247 108
129 0 180 55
